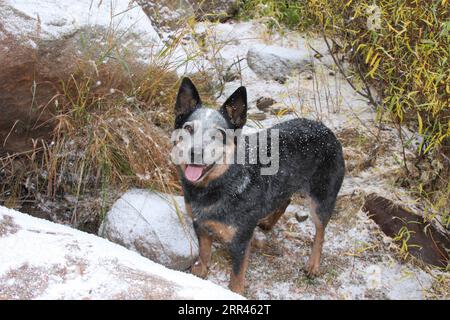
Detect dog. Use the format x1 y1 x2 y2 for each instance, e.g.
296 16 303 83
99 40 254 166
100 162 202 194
172 78 345 294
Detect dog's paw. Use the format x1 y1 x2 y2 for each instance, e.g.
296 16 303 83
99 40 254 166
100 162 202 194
191 260 208 279
228 282 245 295
304 261 320 278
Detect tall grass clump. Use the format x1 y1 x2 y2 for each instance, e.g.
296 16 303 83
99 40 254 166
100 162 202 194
239 0 319 31
0 48 182 232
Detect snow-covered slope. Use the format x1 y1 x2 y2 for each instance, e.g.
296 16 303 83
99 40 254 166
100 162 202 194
1 0 161 44
0 206 242 300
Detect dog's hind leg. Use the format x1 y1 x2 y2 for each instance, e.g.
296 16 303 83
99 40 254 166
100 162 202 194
305 150 344 277
258 198 291 231
305 198 326 277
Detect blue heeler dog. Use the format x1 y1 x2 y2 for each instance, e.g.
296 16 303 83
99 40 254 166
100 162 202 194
172 78 345 294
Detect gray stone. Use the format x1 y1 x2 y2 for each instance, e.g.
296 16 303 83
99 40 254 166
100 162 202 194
256 97 277 111
99 189 198 271
247 44 314 82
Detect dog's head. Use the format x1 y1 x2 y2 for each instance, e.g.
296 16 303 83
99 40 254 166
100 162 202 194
172 77 247 185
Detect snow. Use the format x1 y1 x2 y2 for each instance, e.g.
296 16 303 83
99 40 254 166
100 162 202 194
2 0 161 44
0 0 164 66
0 206 242 300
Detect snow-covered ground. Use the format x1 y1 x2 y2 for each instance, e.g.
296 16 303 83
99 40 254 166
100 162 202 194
0 205 242 299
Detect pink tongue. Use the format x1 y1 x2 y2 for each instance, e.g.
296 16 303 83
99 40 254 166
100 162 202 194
185 165 204 182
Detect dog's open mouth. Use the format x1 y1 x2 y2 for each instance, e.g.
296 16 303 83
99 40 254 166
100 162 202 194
184 164 213 182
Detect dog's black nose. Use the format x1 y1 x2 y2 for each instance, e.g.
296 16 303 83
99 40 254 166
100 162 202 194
190 147 204 164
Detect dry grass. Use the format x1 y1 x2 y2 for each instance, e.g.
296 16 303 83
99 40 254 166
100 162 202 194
0 46 182 232
336 127 393 175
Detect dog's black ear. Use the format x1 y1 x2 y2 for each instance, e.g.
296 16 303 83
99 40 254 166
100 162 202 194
220 86 247 129
175 77 201 118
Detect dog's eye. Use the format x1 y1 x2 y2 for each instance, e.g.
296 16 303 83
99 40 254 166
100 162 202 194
184 125 194 134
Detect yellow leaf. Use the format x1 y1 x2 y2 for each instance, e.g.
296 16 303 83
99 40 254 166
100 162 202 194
277 108 289 117
365 47 373 64
367 57 381 78
387 22 401 34
370 52 379 66
417 112 423 135
356 43 367 53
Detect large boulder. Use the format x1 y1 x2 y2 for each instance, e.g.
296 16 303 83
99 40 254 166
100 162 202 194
138 0 240 34
99 189 198 271
0 0 162 154
0 205 240 299
247 44 314 82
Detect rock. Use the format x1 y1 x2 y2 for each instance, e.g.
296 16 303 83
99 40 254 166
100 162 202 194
138 0 240 34
138 0 193 35
256 97 277 111
247 44 313 82
0 0 162 154
0 205 241 299
99 189 198 271
295 212 308 223
252 229 282 256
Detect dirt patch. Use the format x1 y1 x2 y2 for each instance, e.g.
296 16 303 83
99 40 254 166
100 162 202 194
362 194 449 267
109 263 183 299
0 263 67 299
0 215 20 237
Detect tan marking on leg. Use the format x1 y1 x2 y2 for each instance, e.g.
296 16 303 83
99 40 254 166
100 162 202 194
203 220 237 243
191 232 212 279
229 243 251 295
305 198 325 277
258 199 291 231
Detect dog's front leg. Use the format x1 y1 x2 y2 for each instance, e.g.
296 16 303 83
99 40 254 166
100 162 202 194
228 239 252 295
191 224 212 279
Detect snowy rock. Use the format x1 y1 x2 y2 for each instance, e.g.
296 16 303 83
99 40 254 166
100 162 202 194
247 44 314 82
256 97 277 111
0 0 162 153
138 0 239 34
99 189 198 271
0 0 160 44
0 206 242 299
